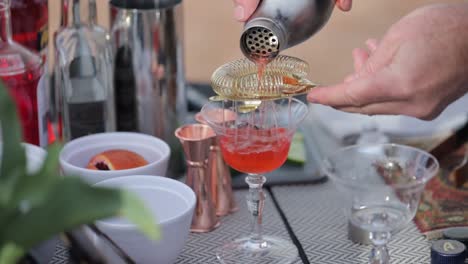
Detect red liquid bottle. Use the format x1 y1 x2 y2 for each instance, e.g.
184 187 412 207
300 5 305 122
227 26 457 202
10 0 48 59
0 0 44 146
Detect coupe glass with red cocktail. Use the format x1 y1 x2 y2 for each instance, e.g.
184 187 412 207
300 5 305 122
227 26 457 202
201 97 308 264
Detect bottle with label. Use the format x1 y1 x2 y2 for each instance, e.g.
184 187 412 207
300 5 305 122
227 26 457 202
56 0 115 141
10 0 48 60
0 0 45 146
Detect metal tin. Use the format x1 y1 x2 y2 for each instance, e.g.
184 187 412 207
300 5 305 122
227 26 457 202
348 220 372 245
111 0 187 177
240 0 334 61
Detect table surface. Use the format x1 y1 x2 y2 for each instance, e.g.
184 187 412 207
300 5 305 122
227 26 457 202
50 183 432 264
49 108 434 264
175 182 432 264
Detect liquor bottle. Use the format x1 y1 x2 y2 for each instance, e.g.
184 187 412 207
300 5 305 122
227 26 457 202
10 0 48 59
48 0 69 144
0 0 45 146
113 45 138 132
56 0 115 141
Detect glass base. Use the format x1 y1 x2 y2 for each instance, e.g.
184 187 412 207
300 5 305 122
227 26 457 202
216 235 298 264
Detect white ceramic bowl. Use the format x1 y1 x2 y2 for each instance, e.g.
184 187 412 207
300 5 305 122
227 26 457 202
59 132 171 184
0 142 46 173
92 175 195 264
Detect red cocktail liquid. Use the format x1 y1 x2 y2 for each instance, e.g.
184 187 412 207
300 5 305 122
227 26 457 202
10 0 48 58
1 0 46 146
220 127 291 174
2 65 42 145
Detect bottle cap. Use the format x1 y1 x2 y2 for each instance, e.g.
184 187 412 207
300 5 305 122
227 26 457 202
443 227 468 249
431 239 467 264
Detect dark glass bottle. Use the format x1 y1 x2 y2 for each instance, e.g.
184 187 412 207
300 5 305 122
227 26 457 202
114 45 137 131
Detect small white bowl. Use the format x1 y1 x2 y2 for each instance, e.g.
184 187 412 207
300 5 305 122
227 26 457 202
59 132 171 184
0 142 46 173
92 175 195 264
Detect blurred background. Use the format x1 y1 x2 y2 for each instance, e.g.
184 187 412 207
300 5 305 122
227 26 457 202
179 0 467 153
43 0 468 152
182 0 466 84
48 0 466 84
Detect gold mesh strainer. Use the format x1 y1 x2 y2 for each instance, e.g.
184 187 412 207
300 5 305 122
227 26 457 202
210 55 316 101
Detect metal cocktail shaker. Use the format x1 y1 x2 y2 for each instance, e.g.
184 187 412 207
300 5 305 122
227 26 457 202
110 0 187 177
240 0 335 61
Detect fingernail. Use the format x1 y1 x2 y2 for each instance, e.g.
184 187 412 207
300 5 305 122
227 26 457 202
234 5 245 21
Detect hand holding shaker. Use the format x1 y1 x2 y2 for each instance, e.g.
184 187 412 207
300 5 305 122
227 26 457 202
240 0 335 62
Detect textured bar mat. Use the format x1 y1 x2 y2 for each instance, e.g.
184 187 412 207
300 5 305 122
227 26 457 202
49 190 302 264
271 183 432 263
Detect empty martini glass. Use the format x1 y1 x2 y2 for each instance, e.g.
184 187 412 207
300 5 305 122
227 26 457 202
322 144 439 264
201 97 308 264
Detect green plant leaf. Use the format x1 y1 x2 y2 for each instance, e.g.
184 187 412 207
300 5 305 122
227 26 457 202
0 82 26 205
10 143 62 208
0 243 24 264
0 79 159 263
1 176 159 250
35 143 62 181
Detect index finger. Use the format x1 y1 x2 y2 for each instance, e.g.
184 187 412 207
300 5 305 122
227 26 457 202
307 68 400 107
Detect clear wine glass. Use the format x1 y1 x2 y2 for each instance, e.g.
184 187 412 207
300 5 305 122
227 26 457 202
322 144 439 264
201 97 308 264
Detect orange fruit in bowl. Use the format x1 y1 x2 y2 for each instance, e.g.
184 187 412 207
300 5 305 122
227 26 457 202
86 149 148 170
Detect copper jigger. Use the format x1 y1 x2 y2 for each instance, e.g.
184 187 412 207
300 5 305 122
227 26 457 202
195 113 239 216
175 124 220 232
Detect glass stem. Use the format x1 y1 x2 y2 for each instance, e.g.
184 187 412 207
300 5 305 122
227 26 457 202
245 173 266 243
369 231 391 264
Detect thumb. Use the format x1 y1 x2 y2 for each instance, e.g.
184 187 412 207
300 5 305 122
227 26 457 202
233 0 260 21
